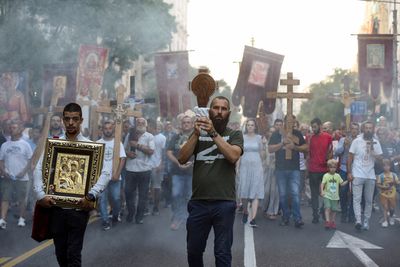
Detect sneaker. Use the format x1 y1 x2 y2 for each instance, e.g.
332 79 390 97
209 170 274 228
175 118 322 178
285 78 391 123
324 221 330 230
0 218 6 230
312 217 319 224
294 220 304 228
389 217 395 226
355 222 362 231
381 221 388 228
102 222 111 231
362 220 369 231
17 217 26 227
249 219 258 228
330 222 337 230
170 221 181 231
152 207 160 216
136 219 144 224
242 213 248 224
126 214 133 223
279 220 289 226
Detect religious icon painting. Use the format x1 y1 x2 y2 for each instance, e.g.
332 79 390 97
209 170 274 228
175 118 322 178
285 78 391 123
366 44 385 69
166 62 178 79
248 61 269 87
42 139 104 208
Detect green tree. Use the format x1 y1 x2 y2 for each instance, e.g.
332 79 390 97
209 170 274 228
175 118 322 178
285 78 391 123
297 69 359 128
0 0 177 94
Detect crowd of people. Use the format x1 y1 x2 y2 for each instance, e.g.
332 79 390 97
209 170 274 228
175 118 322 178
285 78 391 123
0 100 400 265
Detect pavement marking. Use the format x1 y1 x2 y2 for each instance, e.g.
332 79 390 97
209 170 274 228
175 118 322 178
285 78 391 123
244 207 257 267
2 216 99 267
327 230 382 267
0 258 11 265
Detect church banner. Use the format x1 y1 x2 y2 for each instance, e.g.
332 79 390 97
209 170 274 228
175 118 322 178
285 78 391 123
232 46 284 117
43 63 77 108
0 71 30 124
154 51 190 118
76 45 109 102
358 34 394 99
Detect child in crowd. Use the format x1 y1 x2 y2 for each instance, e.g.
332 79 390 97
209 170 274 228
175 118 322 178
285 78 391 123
320 159 348 230
376 159 400 228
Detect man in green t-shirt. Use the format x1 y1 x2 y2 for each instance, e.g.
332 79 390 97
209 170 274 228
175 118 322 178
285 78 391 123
179 96 243 267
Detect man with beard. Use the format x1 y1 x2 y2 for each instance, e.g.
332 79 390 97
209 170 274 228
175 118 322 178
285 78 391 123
97 120 126 230
178 96 243 267
347 121 383 231
33 103 110 266
48 114 65 138
308 118 333 224
334 122 359 223
124 117 155 224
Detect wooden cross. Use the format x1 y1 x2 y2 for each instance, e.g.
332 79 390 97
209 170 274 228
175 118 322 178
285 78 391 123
267 72 311 159
329 75 362 132
95 85 142 172
30 87 64 169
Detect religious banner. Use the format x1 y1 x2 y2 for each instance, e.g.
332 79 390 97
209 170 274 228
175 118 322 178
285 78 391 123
42 63 77 107
232 46 284 117
76 45 109 102
358 34 394 99
0 71 30 124
154 51 190 118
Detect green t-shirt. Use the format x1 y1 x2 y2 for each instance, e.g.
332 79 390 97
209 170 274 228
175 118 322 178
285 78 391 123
192 128 243 201
321 173 343 200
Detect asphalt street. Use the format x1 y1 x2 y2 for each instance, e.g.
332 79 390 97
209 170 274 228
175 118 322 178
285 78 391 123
0 204 399 267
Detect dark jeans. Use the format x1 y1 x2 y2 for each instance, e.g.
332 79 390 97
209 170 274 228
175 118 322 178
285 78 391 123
187 200 236 267
51 208 90 267
309 172 325 219
339 170 354 221
125 170 151 222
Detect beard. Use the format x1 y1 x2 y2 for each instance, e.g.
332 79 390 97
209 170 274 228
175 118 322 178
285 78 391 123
136 126 146 134
210 114 230 134
364 132 373 140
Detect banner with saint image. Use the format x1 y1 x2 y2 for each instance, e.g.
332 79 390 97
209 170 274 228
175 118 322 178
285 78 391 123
358 34 394 99
154 51 190 118
232 46 284 117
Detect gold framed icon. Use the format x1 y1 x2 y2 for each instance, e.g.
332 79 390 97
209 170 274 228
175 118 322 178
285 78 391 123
42 139 104 208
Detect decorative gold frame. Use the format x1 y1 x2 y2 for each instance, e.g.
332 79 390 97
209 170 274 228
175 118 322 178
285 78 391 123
42 139 104 208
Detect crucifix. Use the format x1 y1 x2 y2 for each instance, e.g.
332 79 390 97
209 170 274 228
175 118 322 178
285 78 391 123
95 85 142 172
330 75 362 133
256 101 269 137
267 72 312 159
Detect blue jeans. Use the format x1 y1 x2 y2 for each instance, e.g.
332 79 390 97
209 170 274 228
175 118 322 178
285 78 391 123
99 180 121 224
187 200 236 267
275 170 302 222
172 174 192 222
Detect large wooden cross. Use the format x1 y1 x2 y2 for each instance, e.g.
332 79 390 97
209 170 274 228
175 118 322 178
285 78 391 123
95 85 142 172
267 72 311 159
30 88 64 169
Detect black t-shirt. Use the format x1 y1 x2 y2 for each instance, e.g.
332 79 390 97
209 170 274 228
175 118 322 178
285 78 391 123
167 132 193 176
268 129 305 171
192 128 243 201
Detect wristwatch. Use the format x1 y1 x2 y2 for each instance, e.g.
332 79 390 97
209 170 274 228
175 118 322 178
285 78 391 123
85 193 96 202
209 130 218 138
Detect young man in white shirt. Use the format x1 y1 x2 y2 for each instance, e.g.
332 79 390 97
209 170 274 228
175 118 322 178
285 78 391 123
97 120 126 230
0 120 33 229
347 121 383 231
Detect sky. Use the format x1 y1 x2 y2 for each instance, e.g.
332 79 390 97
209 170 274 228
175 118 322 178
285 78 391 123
187 0 366 93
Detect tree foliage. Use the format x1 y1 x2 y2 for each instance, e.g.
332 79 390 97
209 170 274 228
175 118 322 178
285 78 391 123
297 69 359 127
0 0 176 90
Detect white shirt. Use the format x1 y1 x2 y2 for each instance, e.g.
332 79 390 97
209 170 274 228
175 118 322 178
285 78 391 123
33 133 110 200
96 138 126 180
124 132 155 172
150 133 166 168
349 134 383 179
0 138 33 181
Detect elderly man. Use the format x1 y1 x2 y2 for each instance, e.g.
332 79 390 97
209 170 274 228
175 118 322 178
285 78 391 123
124 117 155 224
